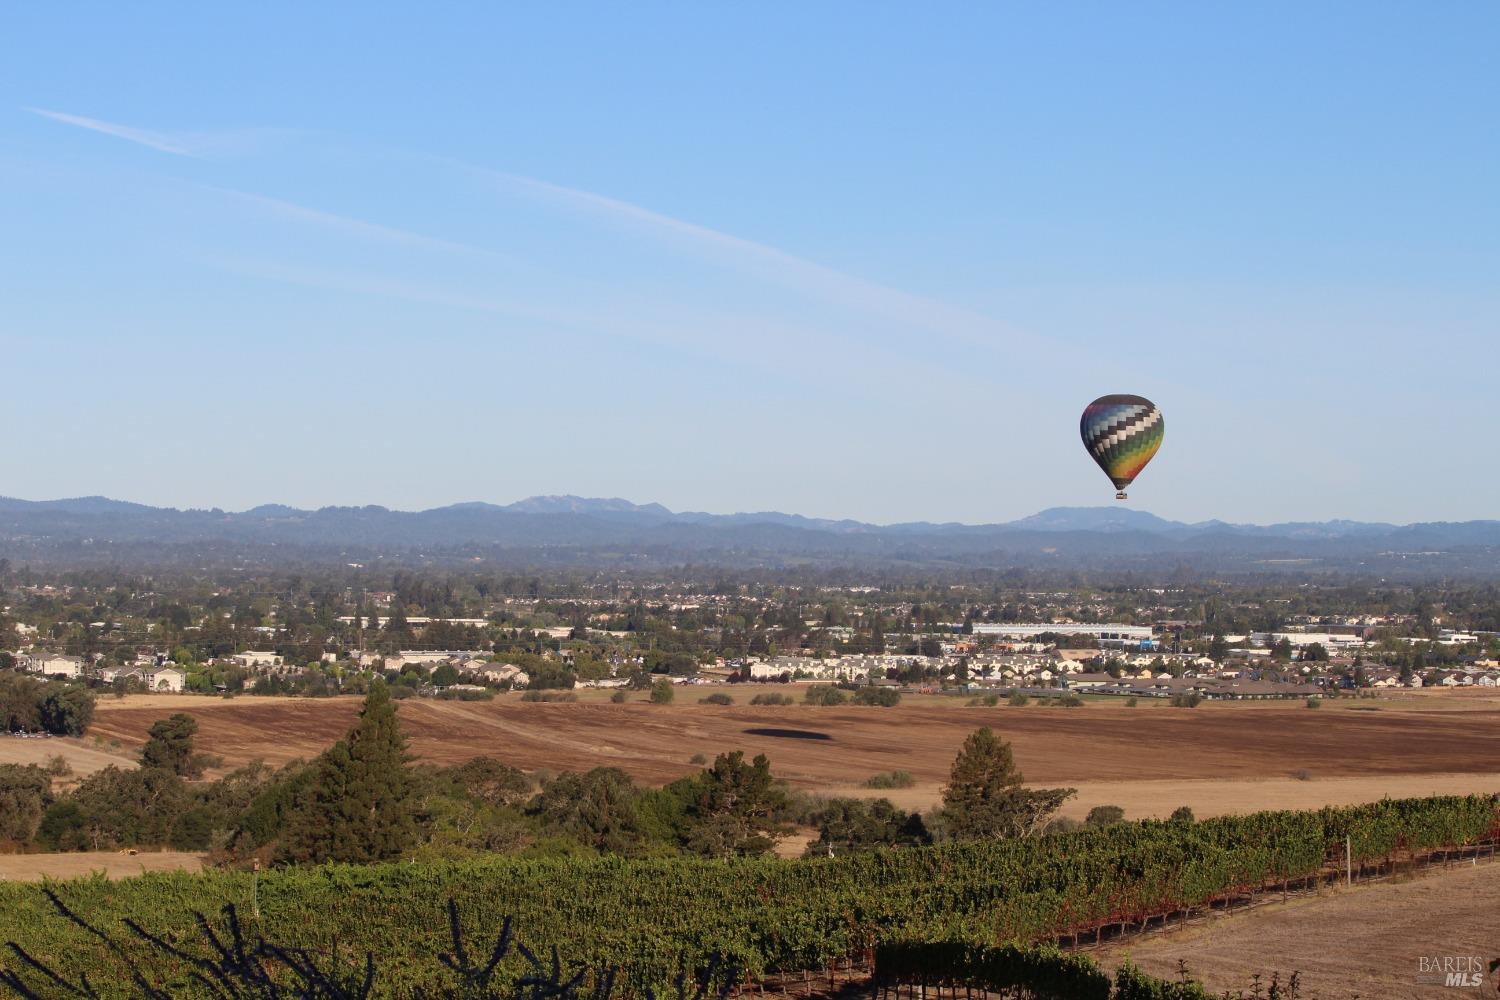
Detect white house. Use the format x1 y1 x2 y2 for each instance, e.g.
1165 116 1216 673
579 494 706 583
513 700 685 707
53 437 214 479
474 663 529 687
146 667 186 692
34 654 86 679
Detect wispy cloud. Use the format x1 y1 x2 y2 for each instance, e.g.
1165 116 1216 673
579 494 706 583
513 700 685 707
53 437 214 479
26 107 278 158
206 186 528 266
459 162 1079 364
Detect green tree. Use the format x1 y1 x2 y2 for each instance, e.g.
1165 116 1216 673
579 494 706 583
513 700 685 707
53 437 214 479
1085 804 1125 827
803 797 930 856
940 727 1074 840
0 764 51 844
441 756 532 807
683 751 788 858
278 682 418 863
141 713 204 777
37 684 95 736
529 767 644 853
649 678 675 704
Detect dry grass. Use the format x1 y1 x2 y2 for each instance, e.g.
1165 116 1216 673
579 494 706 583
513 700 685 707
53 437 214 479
79 690 1500 821
1094 857 1500 998
0 850 206 882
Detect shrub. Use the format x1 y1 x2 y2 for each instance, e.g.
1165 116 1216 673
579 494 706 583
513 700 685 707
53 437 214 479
1085 805 1125 828
1007 690 1029 706
749 693 793 706
649 679 675 705
520 691 577 703
1125 697 1138 707
699 693 733 706
609 690 628 704
1169 805 1195 823
852 687 900 707
1170 692 1202 708
689 753 707 765
1057 693 1084 708
1305 697 1321 709
1292 768 1313 781
863 770 916 790
802 685 847 706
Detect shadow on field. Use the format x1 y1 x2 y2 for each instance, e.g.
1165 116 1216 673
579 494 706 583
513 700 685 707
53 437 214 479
742 728 833 741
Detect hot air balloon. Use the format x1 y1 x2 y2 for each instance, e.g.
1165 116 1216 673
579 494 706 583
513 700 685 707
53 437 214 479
1080 395 1164 500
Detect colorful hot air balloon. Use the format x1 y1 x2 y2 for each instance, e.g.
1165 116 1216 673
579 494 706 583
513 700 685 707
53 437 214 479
1080 394 1164 500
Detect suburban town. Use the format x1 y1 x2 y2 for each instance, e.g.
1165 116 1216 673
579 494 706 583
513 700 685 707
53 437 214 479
6 568 1499 703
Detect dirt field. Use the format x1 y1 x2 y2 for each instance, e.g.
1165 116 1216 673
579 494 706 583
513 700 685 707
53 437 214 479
0 851 206 882
1094 859 1500 998
83 691 1500 819
0 734 136 777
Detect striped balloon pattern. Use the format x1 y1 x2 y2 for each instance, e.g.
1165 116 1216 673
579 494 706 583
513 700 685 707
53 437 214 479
1080 394 1164 495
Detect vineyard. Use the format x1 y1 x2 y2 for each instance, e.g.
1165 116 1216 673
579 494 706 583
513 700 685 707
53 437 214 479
1 795 1495 997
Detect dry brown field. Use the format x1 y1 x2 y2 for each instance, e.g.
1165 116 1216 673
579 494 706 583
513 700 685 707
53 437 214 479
0 850 206 882
1094 859 1500 998
75 688 1500 821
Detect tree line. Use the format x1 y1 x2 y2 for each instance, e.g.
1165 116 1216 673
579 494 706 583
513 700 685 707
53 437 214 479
1 685 1076 864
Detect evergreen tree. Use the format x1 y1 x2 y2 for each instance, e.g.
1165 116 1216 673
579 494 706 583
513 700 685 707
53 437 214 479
141 713 202 776
684 751 788 858
940 727 1074 840
278 681 416 863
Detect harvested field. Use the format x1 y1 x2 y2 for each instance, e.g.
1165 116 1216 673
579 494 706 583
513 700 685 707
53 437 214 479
0 851 205 882
86 692 1500 818
1094 858 1500 998
0 734 136 777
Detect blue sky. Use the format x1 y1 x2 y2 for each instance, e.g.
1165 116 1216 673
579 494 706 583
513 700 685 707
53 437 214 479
2 4 1496 524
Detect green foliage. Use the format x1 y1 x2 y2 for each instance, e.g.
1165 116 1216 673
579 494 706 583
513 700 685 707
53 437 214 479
1085 805 1126 828
862 770 915 789
0 795 1493 993
278 682 418 864
682 751 788 858
1007 690 1030 706
851 686 900 706
0 764 51 844
749 692 793 706
875 941 1111 1000
1305 697 1321 708
439 757 533 808
1169 806 1195 824
803 798 930 855
0 674 95 736
529 768 648 854
38 766 187 851
609 690 628 703
520 690 577 702
941 727 1075 840
699 692 733 706
802 685 847 706
649 679 675 704
1111 961 1215 999
1169 693 1202 708
140 712 204 777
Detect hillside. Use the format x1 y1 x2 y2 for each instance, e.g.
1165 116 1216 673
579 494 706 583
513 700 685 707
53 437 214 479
3 495 1500 574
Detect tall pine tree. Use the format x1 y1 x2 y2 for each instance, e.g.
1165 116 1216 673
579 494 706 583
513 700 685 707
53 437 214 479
940 727 1074 840
278 681 417 863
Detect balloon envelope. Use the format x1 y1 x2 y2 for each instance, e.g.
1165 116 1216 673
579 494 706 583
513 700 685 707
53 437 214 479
1080 395 1164 493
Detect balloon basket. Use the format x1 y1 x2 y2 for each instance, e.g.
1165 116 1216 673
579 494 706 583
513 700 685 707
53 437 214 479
1115 491 1128 501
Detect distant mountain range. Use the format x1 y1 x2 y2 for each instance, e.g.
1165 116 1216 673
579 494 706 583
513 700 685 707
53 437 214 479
2 494 1498 575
